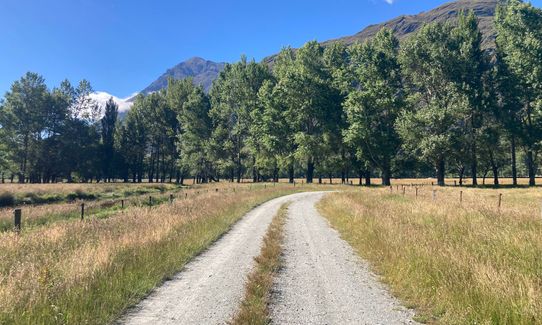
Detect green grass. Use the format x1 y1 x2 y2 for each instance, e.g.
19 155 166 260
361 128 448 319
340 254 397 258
0 183 180 208
230 203 289 325
0 189 181 232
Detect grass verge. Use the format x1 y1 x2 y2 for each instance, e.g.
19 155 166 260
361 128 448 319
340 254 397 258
318 188 542 324
230 203 289 325
0 186 297 324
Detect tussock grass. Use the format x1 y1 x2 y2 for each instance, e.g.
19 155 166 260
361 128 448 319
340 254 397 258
318 187 542 324
0 185 298 324
230 203 289 325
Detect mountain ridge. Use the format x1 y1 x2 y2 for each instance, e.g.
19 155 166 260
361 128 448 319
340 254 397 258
263 0 498 64
141 57 226 94
117 0 499 110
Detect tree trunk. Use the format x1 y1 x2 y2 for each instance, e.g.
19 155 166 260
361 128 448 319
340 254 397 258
489 150 499 186
436 159 445 186
381 164 391 186
511 135 517 186
306 158 314 184
471 142 478 186
288 165 294 183
527 150 536 186
365 170 371 186
459 166 465 186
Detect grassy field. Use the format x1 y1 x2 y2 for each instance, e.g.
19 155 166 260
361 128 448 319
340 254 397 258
231 203 289 325
0 183 178 208
0 186 186 232
318 186 542 324
0 183 310 325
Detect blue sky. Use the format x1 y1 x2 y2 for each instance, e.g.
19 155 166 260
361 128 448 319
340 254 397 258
1 0 541 98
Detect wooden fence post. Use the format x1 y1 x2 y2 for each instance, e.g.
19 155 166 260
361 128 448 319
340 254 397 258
498 193 502 211
415 187 418 198
121 199 124 209
432 190 436 201
149 196 152 206
14 209 21 233
169 194 174 204
81 203 85 220
402 186 406 196
460 191 463 204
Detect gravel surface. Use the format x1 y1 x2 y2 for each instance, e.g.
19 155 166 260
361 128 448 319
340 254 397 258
270 192 419 325
118 192 323 325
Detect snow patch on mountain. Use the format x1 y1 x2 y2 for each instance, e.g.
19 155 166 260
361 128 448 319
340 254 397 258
90 91 137 112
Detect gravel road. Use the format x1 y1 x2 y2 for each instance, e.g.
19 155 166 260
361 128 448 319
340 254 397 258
270 192 418 325
119 191 417 325
118 192 321 325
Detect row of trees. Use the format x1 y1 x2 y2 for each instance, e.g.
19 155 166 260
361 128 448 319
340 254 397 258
1 0 541 186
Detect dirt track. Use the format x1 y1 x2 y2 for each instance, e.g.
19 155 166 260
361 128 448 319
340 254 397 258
119 191 417 324
270 192 418 324
118 192 319 325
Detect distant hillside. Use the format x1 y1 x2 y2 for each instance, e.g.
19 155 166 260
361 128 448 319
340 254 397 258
133 0 498 100
327 0 497 47
141 57 226 94
264 0 498 64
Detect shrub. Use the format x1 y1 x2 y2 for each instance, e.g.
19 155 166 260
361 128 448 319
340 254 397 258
0 192 15 207
67 189 96 201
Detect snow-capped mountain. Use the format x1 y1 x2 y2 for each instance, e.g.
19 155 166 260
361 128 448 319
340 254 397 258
89 91 137 113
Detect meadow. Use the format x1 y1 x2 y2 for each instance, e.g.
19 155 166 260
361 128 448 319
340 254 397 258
2 179 542 324
318 185 542 324
0 182 313 324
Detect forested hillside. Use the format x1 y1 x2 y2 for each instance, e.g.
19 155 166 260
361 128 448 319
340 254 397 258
0 0 541 186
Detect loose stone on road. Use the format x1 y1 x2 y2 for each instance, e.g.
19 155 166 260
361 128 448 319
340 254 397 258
119 191 418 325
118 192 319 325
269 192 418 325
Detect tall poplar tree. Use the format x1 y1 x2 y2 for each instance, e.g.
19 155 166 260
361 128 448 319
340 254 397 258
343 28 403 185
495 0 542 186
398 22 465 186
101 97 118 182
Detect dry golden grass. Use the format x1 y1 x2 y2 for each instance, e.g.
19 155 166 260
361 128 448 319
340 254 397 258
0 182 173 195
0 186 186 231
318 186 542 324
0 184 302 324
230 203 289 325
277 177 542 186
0 182 178 209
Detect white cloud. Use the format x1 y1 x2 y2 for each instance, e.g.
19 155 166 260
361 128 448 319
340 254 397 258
384 0 395 4
89 91 137 113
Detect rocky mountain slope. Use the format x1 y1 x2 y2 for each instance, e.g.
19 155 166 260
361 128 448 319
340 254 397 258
264 0 497 64
141 57 225 94
326 0 497 47
119 0 498 108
